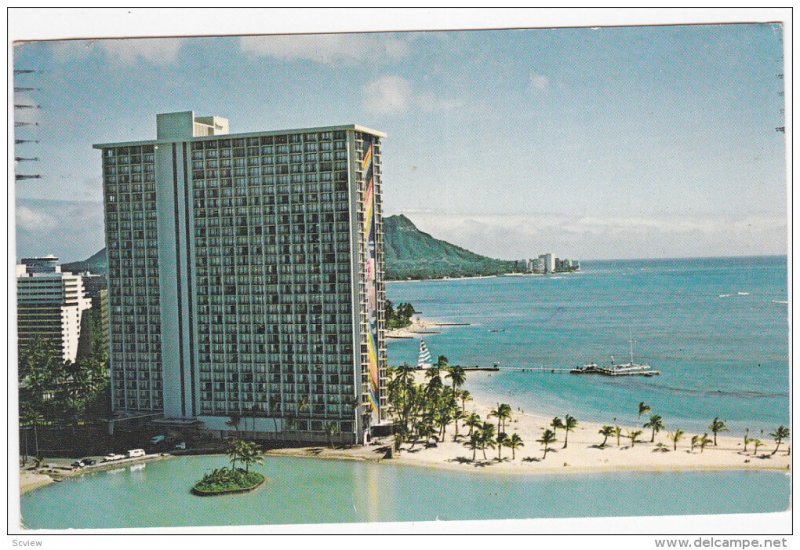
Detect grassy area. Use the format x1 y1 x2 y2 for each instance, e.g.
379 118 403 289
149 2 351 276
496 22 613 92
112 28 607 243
191 467 265 496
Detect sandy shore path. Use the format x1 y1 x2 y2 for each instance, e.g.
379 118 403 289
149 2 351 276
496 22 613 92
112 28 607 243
386 317 467 340
390 388 791 476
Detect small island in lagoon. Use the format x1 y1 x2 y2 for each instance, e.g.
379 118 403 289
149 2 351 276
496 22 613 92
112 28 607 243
191 440 266 497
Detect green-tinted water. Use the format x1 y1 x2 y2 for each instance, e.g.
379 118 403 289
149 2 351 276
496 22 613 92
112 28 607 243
21 456 790 529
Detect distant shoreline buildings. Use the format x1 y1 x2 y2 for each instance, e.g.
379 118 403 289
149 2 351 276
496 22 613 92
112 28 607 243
516 253 580 274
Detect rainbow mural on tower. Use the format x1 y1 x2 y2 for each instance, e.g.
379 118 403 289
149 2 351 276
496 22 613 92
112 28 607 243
362 138 380 418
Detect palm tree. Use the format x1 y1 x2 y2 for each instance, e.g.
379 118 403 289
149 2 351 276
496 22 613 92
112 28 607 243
743 428 750 453
613 425 623 447
628 429 643 447
490 403 512 437
769 426 790 455
464 432 480 462
479 422 496 461
226 439 243 470
668 429 685 451
644 414 665 443
698 433 712 453
598 425 614 448
507 433 524 460
690 434 701 452
550 417 564 441
537 429 556 460
465 412 482 438
708 417 728 446
445 366 466 396
459 390 472 414
497 433 509 461
498 403 512 433
226 413 242 437
435 355 449 369
638 401 651 420
270 400 281 438
324 421 338 448
752 438 764 456
562 415 578 449
237 441 263 473
452 408 466 442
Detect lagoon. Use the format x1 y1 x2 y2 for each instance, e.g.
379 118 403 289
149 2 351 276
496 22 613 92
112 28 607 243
20 456 790 529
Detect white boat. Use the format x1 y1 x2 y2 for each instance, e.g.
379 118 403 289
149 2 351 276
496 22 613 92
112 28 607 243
571 330 660 377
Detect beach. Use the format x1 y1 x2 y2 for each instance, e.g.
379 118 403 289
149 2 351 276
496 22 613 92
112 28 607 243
386 316 454 340
390 384 790 476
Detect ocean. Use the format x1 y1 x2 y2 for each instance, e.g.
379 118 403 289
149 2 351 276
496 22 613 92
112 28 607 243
386 256 789 435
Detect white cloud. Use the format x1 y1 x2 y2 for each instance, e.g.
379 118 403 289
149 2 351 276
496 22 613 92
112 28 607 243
529 72 550 92
363 75 412 115
50 38 185 65
239 33 410 66
16 205 57 232
363 76 465 116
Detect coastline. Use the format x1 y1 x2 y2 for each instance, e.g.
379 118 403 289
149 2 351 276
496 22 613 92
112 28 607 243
388 387 791 477
20 453 174 495
386 316 468 340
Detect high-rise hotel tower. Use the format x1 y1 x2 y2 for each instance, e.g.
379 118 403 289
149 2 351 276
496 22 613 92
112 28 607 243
95 112 388 444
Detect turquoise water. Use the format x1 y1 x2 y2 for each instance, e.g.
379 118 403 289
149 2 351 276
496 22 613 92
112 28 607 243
387 256 789 434
20 456 790 528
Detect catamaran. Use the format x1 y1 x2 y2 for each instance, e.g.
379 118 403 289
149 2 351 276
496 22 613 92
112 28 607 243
570 329 660 377
417 339 433 369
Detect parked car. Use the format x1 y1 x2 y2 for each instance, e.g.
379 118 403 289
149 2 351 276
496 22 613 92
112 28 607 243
149 435 166 445
126 448 146 458
174 442 186 450
80 457 96 466
103 453 125 462
71 461 84 469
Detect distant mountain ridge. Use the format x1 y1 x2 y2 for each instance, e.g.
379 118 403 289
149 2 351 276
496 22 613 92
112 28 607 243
60 248 108 274
383 214 517 279
59 214 516 280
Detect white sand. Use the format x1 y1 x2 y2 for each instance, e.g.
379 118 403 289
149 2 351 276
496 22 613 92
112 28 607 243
386 317 449 340
391 389 790 476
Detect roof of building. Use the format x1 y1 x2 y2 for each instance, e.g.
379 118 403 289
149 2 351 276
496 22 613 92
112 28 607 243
93 123 387 149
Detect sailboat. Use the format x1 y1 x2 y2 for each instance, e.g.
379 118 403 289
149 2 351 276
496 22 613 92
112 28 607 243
417 339 433 369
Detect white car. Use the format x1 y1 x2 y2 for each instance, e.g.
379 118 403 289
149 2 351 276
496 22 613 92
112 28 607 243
103 453 125 462
174 442 186 450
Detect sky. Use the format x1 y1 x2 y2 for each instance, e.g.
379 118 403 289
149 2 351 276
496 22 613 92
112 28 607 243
13 23 787 262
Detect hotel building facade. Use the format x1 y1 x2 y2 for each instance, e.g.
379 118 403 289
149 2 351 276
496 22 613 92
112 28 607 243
16 257 92 363
95 112 389 444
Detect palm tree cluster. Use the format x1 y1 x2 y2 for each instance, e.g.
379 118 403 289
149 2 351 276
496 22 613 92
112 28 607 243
387 359 466 450
387 362 524 462
194 439 264 494
19 336 109 443
226 439 264 473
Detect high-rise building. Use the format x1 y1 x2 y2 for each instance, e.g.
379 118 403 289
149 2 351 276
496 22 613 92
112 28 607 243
95 111 389 444
17 257 92 363
539 253 555 274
